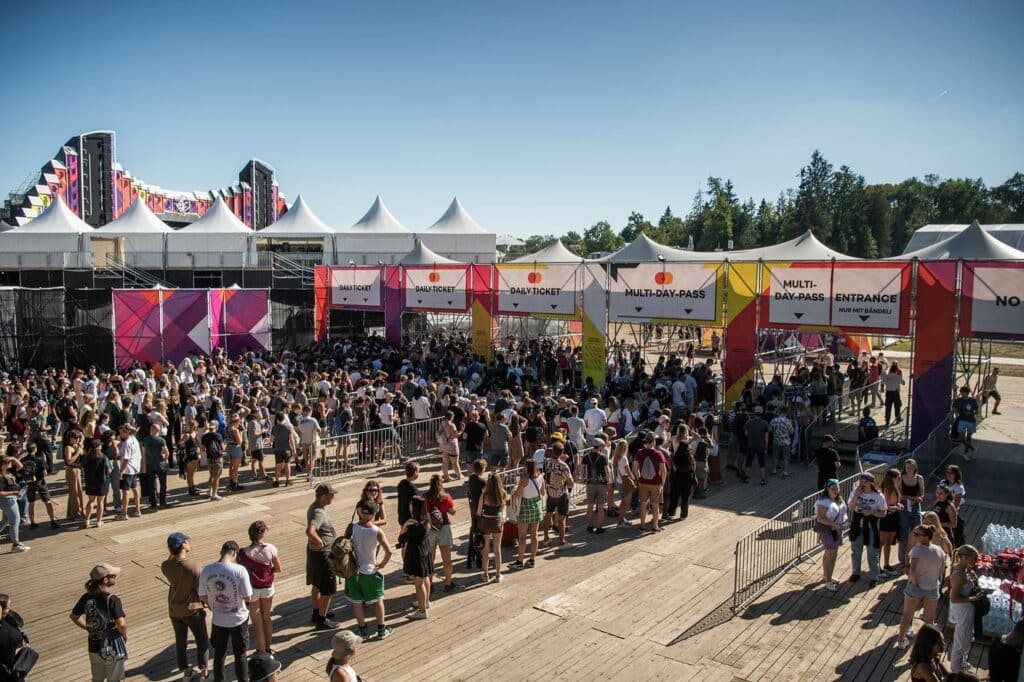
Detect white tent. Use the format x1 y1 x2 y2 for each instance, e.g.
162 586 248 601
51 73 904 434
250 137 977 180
895 220 1024 260
510 239 590 263
399 239 463 265
419 197 495 263
90 199 172 268
336 196 414 265
0 196 92 268
165 196 252 268
728 230 858 261
601 233 693 263
903 223 1024 253
255 194 334 265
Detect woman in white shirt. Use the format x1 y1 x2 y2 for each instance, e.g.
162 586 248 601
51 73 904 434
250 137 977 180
815 478 848 591
611 439 635 528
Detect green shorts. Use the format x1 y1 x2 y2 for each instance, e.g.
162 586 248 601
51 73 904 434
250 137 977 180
344 571 385 604
209 458 223 477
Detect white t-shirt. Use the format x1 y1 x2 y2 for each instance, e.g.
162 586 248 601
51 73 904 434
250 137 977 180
815 497 848 526
411 396 431 420
532 448 547 469
848 489 887 516
378 402 394 425
297 416 319 445
119 436 142 475
198 561 253 628
583 407 606 436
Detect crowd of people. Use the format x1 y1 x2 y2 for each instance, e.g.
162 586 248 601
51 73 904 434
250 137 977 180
0 330 1015 680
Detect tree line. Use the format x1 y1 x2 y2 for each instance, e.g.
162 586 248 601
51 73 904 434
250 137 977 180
506 151 1024 260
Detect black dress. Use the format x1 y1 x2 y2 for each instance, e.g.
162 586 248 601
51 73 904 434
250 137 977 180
83 454 110 497
399 522 433 578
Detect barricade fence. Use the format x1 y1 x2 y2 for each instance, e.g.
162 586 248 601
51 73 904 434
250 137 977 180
309 416 446 486
731 414 953 613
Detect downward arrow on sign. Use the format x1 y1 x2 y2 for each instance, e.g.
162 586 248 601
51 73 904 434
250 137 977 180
858 314 871 322
446 300 452 306
684 308 693 315
416 299 423 304
794 312 804 320
635 306 643 313
550 304 557 310
512 302 519 308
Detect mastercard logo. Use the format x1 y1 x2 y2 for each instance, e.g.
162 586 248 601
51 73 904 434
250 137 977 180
654 271 673 285
428 271 440 283
528 271 542 284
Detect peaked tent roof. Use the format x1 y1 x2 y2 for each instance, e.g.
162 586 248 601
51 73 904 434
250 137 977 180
424 197 487 234
399 240 463 265
601 233 692 263
728 230 857 261
256 194 334 237
510 239 589 263
94 199 173 234
895 221 1024 260
9 196 92 233
344 196 410 234
904 223 1024 253
175 196 250 234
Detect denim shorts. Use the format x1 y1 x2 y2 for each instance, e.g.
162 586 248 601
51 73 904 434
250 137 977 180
905 581 940 601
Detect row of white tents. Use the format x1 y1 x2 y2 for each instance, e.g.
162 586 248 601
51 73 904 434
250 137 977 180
0 192 1021 272
0 194 496 269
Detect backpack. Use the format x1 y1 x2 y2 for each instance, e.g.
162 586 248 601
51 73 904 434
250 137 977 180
425 497 446 530
237 546 275 589
639 451 658 481
861 417 879 441
327 530 358 579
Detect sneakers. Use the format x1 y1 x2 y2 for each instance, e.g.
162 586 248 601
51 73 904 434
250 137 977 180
825 580 839 592
29 522 39 530
407 610 428 620
377 626 393 640
782 471 791 478
443 581 458 593
594 527 606 535
869 579 878 588
586 526 595 533
495 573 503 583
616 521 631 528
11 544 30 553
210 494 222 501
895 638 910 650
314 618 338 631
509 560 525 569
849 574 861 583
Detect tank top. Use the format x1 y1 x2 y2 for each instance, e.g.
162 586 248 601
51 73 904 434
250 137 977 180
900 476 922 513
351 523 379 575
329 663 357 681
482 503 503 518
521 476 543 500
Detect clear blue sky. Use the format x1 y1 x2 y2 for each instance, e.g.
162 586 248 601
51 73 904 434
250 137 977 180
1 1 1021 237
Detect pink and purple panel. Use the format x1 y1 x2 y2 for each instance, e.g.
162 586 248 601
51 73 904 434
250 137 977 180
224 289 270 355
161 289 210 364
112 290 162 369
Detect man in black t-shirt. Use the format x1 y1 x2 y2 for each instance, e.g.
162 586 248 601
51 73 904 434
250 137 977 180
200 423 224 501
70 564 127 680
582 441 611 534
815 435 842 490
396 461 420 527
21 441 58 529
462 411 489 471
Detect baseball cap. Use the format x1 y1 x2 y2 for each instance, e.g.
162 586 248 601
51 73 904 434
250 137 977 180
549 432 565 443
358 499 379 516
822 434 835 442
167 532 189 552
90 563 121 581
826 478 839 487
859 472 875 482
248 651 282 681
315 483 336 497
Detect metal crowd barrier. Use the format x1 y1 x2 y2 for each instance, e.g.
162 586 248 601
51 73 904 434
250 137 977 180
731 414 953 613
308 416 445 486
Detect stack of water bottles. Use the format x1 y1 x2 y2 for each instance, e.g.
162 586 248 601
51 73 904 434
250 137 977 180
977 574 1020 634
980 524 1024 555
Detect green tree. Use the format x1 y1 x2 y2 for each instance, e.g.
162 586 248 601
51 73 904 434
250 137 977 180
582 220 624 256
794 150 834 242
992 172 1024 221
654 205 685 246
830 165 865 255
890 178 934 255
619 211 652 243
933 177 1006 223
505 234 554 260
561 230 584 255
864 185 893 257
732 199 759 249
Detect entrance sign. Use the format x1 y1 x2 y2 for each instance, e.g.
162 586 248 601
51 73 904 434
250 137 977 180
404 266 469 312
608 263 719 322
496 264 579 316
766 265 831 326
831 266 904 330
330 267 383 309
965 264 1024 337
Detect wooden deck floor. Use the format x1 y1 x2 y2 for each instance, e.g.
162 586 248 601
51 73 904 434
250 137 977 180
7 376 1022 681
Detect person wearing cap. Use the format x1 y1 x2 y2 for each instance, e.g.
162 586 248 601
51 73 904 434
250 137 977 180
161 532 209 680
345 499 394 640
814 435 842 491
116 423 142 520
70 563 127 681
582 398 606 440
198 541 253 682
306 483 339 629
847 472 887 587
325 630 361 682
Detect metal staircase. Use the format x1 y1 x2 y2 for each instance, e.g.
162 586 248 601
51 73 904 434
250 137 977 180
96 254 173 289
272 252 315 287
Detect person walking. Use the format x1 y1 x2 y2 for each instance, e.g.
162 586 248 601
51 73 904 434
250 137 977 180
237 521 281 655
952 386 980 460
0 456 29 553
160 532 209 680
398 495 433 619
980 367 1001 415
424 475 458 593
814 479 848 591
198 541 252 682
305 483 339 629
69 564 127 681
895 525 946 650
345 499 393 640
848 472 887 587
477 473 508 583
